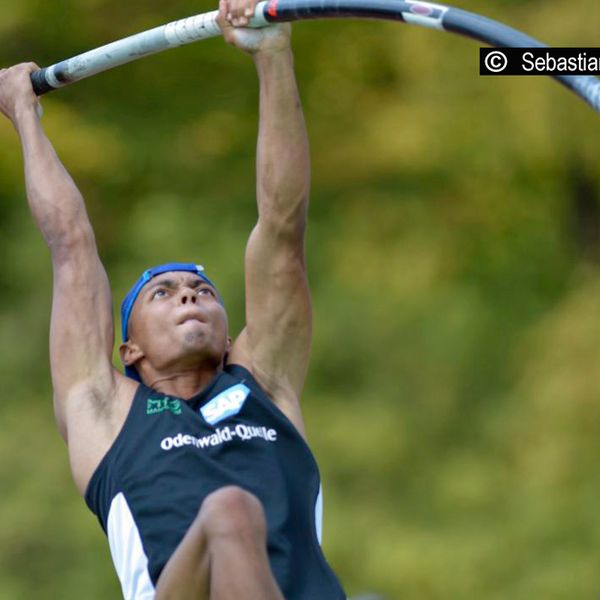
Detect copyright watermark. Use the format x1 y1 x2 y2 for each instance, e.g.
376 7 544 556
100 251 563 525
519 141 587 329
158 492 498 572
483 50 508 73
480 48 600 75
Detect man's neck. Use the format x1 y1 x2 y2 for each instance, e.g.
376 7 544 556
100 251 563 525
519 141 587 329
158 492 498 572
145 365 223 400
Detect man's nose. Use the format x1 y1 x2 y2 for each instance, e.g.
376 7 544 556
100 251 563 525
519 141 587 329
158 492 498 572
180 289 197 304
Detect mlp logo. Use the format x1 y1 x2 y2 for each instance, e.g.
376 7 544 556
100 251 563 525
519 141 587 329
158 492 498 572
147 396 182 416
201 383 250 426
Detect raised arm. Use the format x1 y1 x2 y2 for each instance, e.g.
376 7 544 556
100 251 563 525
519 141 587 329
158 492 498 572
0 64 116 440
221 3 311 425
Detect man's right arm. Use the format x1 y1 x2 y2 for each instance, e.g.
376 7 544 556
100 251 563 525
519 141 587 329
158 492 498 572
0 64 119 450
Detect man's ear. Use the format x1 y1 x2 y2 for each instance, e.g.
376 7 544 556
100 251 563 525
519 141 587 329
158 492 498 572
222 337 233 368
119 339 144 368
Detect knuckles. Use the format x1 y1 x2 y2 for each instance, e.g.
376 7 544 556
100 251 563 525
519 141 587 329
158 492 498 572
221 0 257 25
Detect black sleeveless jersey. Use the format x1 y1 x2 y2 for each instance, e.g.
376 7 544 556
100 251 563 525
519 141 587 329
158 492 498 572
85 364 346 600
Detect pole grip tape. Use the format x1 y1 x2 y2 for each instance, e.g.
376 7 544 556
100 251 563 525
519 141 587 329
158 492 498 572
30 69 54 96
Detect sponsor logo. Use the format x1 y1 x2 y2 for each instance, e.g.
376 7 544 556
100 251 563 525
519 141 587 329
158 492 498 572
146 396 182 416
160 424 277 451
200 383 250 425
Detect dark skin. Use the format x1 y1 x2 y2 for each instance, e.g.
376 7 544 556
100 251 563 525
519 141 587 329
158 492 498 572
1 0 310 596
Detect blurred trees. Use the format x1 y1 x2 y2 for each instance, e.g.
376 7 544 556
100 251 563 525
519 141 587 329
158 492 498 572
1 0 600 597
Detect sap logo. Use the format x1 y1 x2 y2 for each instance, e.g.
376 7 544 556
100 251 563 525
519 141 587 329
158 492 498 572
201 383 250 426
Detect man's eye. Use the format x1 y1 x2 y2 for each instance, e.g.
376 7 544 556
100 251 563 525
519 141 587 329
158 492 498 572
198 287 214 296
153 289 167 298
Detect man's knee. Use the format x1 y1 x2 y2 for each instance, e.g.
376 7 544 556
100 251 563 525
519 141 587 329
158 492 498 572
198 486 267 543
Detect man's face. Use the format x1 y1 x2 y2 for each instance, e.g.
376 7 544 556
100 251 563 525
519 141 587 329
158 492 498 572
125 271 229 375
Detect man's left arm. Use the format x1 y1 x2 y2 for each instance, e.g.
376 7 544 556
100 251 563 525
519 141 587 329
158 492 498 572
223 5 311 431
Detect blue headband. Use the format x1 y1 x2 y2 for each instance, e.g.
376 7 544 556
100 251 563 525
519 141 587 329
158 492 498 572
120 262 220 381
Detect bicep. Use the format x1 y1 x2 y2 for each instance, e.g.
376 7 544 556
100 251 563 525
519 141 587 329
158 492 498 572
232 220 312 401
49 236 115 419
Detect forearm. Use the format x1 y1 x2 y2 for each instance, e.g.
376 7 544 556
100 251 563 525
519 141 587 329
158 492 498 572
15 105 94 256
254 49 310 234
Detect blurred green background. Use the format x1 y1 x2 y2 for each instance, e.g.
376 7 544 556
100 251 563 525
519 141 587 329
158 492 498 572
1 0 600 597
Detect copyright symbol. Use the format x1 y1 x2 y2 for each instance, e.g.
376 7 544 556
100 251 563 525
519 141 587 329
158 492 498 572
484 50 508 73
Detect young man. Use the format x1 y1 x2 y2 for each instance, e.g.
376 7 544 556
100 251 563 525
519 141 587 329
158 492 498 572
0 0 346 598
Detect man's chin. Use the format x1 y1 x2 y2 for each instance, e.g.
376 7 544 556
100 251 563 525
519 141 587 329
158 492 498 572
181 334 198 345
181 326 210 346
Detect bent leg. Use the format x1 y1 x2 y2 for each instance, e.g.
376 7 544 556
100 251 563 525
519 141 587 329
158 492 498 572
153 506 210 600
155 486 285 600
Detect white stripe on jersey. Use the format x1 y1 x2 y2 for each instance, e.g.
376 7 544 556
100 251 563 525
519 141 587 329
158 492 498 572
107 493 156 600
315 484 323 544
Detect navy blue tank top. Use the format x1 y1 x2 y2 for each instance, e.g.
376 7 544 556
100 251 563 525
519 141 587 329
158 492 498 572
85 364 346 599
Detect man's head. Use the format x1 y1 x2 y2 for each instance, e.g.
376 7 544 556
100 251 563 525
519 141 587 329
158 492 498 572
119 263 229 382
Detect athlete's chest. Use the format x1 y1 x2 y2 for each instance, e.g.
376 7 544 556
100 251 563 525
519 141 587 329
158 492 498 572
126 379 286 462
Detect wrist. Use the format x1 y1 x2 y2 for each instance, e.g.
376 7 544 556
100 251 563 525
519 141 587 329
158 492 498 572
13 101 38 128
253 46 294 71
13 102 41 137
